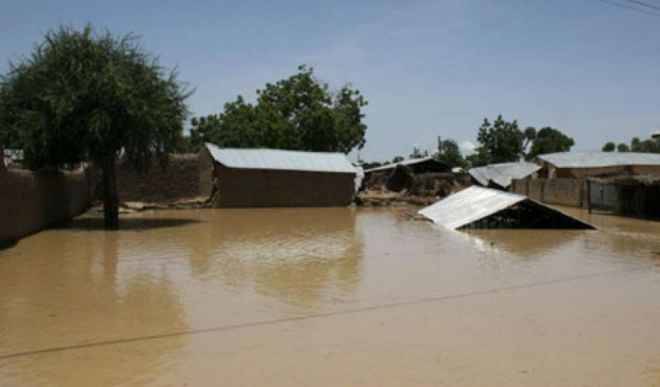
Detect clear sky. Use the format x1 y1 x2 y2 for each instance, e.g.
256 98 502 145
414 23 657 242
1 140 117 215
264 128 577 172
1 0 659 161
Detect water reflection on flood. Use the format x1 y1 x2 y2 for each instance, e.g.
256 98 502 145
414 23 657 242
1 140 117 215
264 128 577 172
1 206 660 386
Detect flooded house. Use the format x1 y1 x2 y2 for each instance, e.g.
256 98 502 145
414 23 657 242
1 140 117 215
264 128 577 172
588 175 660 219
200 143 359 207
418 186 594 230
536 152 660 179
363 157 451 192
364 156 450 177
510 152 660 209
468 161 541 190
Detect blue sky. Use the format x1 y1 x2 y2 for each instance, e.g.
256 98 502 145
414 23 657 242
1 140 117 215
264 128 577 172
1 0 659 161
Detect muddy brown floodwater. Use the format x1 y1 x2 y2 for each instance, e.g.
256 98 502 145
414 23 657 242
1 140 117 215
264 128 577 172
1 207 660 386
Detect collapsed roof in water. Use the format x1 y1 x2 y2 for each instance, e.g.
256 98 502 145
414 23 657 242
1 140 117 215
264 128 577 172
418 186 594 230
468 162 541 189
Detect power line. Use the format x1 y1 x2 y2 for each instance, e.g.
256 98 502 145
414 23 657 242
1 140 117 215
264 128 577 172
596 0 660 17
623 0 660 12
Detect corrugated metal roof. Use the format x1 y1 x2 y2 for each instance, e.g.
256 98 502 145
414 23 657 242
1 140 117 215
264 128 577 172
418 186 526 230
468 162 541 188
364 157 438 173
538 152 660 169
205 143 358 174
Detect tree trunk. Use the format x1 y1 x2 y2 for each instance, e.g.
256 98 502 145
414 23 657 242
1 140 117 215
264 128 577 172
101 154 119 230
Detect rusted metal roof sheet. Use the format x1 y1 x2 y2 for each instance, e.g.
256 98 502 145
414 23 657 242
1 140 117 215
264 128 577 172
205 143 357 174
364 157 441 173
468 162 541 188
538 152 660 169
418 186 525 230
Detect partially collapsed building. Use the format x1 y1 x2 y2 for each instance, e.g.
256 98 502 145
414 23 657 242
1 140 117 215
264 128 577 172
364 157 450 177
200 144 359 207
468 162 541 189
418 186 594 230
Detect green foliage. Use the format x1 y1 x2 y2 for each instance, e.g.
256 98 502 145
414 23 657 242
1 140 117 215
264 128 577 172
391 156 405 163
602 142 616 152
435 138 465 168
0 25 190 170
617 143 630 153
527 127 575 159
409 146 428 159
604 136 660 154
472 115 524 166
189 65 367 154
629 136 659 153
470 116 574 166
523 126 537 149
0 25 190 228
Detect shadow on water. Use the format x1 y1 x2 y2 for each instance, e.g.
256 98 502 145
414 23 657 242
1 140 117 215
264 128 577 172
58 217 202 231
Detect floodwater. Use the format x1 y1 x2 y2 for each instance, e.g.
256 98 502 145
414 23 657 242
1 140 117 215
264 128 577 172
1 207 660 386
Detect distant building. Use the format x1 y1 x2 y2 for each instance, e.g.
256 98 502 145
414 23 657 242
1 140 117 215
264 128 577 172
363 157 450 176
200 143 359 207
362 157 452 192
468 161 541 190
537 152 660 179
652 130 660 142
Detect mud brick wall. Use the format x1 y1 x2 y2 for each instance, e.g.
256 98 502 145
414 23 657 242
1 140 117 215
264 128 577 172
511 178 584 207
212 164 356 207
114 154 200 202
542 178 583 207
0 167 94 243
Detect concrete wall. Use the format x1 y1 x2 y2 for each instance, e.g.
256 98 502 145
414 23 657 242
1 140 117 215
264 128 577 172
213 164 356 207
0 167 94 243
512 178 584 207
114 154 201 202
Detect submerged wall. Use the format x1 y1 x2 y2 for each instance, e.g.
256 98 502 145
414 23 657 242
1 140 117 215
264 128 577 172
213 164 356 207
512 178 585 207
114 154 201 202
0 167 94 243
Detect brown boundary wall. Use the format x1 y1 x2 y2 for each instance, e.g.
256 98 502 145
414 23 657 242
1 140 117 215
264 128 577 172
113 154 201 202
511 178 585 207
0 167 95 243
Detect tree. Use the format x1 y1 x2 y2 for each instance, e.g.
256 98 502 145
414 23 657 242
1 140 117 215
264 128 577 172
470 116 574 166
522 127 537 152
473 115 524 166
189 65 367 154
617 143 630 152
0 26 190 229
435 138 465 168
602 142 616 152
392 156 405 163
629 136 659 153
527 127 575 159
409 146 428 159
